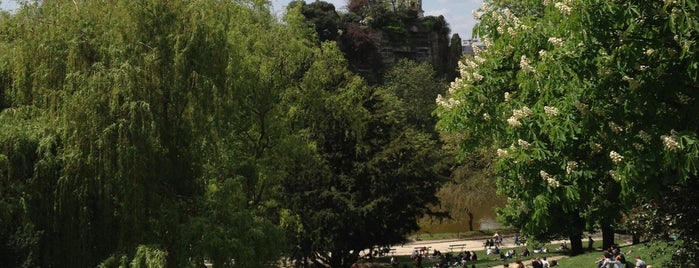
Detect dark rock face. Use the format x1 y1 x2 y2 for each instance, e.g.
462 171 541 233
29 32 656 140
340 16 455 84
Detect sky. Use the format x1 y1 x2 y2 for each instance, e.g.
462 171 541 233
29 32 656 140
1 0 482 38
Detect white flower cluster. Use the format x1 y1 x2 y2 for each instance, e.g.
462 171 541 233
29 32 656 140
548 37 564 46
554 2 572 15
538 49 548 58
633 142 644 151
497 148 509 158
518 139 531 149
609 150 624 164
508 106 532 127
609 170 620 181
504 92 511 102
491 8 529 37
639 65 649 71
608 121 624 133
590 142 602 153
644 48 655 56
540 170 560 188
661 131 681 151
520 55 536 73
507 117 522 127
483 37 494 48
566 161 578 174
544 106 559 117
483 113 491 121
472 72 484 82
436 94 460 109
513 106 532 118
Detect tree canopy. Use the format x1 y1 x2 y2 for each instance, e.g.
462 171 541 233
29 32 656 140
437 0 699 259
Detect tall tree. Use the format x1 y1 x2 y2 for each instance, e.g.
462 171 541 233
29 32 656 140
0 0 307 266
436 0 698 259
278 41 444 268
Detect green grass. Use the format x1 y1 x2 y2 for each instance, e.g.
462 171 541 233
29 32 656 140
554 242 671 268
362 241 672 268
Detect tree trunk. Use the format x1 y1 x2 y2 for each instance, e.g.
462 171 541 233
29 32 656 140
632 233 640 244
568 233 584 256
601 224 615 251
467 209 474 232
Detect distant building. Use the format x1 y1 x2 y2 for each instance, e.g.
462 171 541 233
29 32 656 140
462 39 485 56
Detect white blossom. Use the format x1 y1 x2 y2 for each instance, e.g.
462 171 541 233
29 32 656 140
436 94 460 109
644 48 655 56
519 55 535 73
540 170 560 188
472 72 484 82
566 161 578 174
661 132 681 151
483 113 491 121
544 106 559 117
497 148 509 158
548 37 564 46
608 122 623 133
504 92 511 102
546 177 561 188
639 65 649 71
518 139 531 148
555 2 572 15
609 170 620 181
483 37 494 48
539 49 548 58
507 116 522 127
590 142 602 153
609 151 624 164
540 170 551 180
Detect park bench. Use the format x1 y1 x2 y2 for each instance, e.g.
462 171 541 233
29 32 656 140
448 244 467 252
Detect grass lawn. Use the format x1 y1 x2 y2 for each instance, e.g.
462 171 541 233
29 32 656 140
362 241 673 268
554 242 672 268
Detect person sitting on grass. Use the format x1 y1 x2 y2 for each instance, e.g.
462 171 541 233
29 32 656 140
519 247 530 257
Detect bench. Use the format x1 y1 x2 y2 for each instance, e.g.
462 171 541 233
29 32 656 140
448 244 467 252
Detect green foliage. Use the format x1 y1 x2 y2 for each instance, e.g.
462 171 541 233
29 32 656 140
437 0 699 258
1 1 450 268
131 245 167 268
278 43 445 268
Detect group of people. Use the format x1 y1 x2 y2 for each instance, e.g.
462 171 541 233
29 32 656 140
595 245 648 268
502 257 557 268
423 249 478 268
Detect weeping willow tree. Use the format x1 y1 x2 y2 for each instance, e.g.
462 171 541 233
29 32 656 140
0 0 312 267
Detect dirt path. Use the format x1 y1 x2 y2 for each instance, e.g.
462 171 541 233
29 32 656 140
391 235 569 256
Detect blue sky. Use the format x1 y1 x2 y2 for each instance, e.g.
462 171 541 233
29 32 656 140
2 0 482 38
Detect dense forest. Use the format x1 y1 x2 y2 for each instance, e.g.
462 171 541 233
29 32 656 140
0 0 460 267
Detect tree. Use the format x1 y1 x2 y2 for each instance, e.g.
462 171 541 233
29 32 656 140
436 0 698 259
278 41 444 268
0 0 307 266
